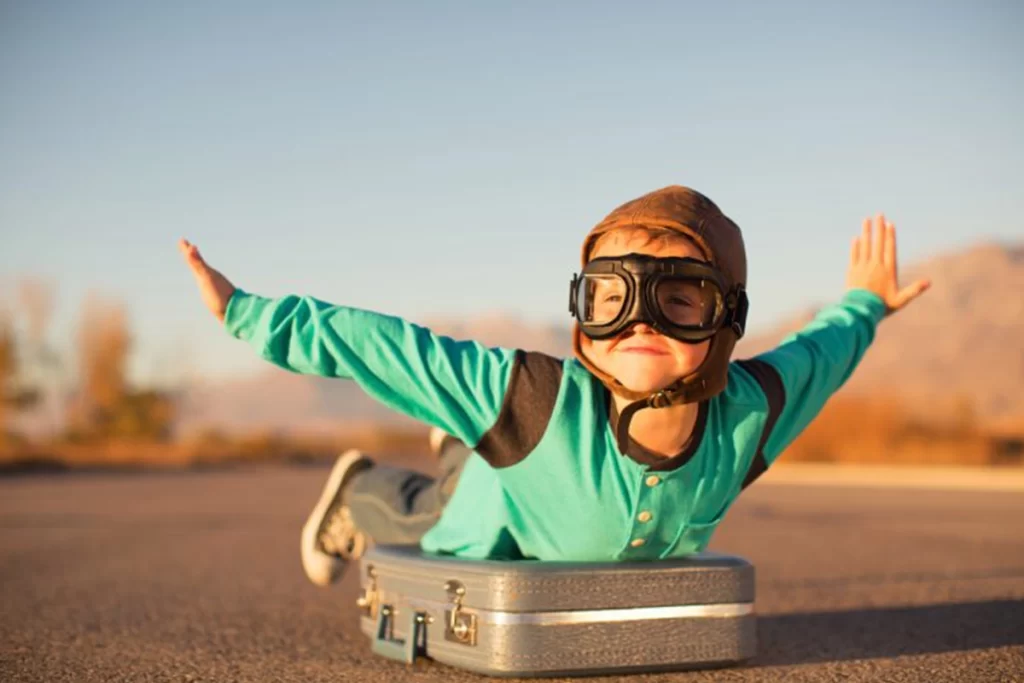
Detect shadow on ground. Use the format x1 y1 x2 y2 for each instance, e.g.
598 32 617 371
753 598 1024 667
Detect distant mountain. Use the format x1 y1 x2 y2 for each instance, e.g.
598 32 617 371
734 241 1024 425
179 241 1024 434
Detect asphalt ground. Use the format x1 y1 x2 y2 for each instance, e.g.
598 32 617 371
1 463 1022 682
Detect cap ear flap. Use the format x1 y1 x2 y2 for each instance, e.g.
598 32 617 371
679 327 737 400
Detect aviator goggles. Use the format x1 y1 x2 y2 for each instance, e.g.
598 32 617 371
569 254 748 343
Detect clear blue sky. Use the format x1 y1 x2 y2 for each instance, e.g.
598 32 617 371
1 1 1022 386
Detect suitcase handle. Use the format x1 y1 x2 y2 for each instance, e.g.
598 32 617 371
373 604 427 664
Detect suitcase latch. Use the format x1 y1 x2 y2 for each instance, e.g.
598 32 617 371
443 580 477 646
373 605 427 665
357 565 380 619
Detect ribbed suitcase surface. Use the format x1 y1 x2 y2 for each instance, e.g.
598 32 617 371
357 545 756 677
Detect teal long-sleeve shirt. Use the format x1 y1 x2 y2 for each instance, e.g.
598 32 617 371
224 288 887 561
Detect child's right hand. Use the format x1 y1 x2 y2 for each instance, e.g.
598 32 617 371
178 238 236 323
846 215 930 317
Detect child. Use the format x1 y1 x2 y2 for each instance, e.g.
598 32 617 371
179 185 930 586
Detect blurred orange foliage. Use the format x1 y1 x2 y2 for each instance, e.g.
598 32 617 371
783 395 1022 466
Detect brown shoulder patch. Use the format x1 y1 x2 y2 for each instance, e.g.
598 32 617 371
474 351 563 468
734 359 786 490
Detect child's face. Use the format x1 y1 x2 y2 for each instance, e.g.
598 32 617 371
579 233 711 395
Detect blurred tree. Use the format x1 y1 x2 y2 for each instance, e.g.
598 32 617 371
15 278 64 435
65 295 176 442
17 278 54 353
0 310 41 440
80 295 129 415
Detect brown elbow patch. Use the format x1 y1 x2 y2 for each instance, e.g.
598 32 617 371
735 359 786 490
475 351 564 468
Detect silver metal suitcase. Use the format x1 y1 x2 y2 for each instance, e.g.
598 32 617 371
357 544 756 677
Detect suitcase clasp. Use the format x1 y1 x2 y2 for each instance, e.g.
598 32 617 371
373 605 427 665
357 565 380 618
444 580 477 646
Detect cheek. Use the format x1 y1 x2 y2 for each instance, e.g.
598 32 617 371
671 340 710 368
580 337 614 371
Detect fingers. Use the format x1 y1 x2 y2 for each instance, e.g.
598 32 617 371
857 214 893 267
178 238 196 260
883 220 896 272
850 235 861 267
178 238 208 271
861 218 872 260
871 214 885 262
891 278 931 311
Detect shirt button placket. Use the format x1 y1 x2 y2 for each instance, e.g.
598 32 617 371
627 473 663 555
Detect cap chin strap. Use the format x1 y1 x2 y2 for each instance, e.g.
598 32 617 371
613 377 706 455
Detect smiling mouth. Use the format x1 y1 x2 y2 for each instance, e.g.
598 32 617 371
619 347 670 356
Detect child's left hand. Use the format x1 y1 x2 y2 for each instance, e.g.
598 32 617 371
846 214 931 316
178 238 236 323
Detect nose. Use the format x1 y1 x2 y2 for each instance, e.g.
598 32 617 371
626 321 657 335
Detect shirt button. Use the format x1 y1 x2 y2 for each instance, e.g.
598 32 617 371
630 538 646 548
637 511 653 523
645 475 661 487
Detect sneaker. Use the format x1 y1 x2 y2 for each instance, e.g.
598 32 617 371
300 449 373 587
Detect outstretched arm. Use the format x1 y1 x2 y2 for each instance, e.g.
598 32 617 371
748 215 930 465
177 239 517 449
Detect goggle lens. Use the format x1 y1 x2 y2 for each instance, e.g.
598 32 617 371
654 278 722 328
578 274 627 325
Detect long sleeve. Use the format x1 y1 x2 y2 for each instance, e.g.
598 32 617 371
223 289 519 448
752 288 887 464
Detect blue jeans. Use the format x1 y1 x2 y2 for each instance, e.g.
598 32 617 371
345 438 470 544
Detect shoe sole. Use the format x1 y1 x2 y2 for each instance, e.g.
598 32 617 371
300 449 370 587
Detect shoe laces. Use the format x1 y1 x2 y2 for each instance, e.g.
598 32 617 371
319 505 367 560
